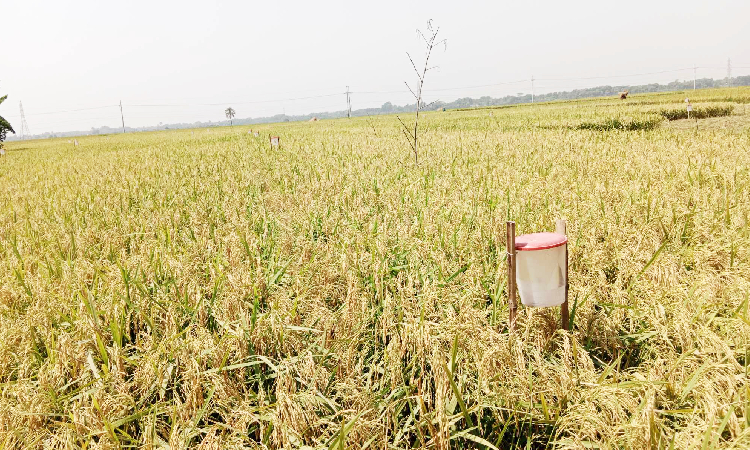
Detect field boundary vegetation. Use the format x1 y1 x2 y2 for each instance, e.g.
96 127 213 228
9 74 750 141
658 104 735 121
575 115 665 131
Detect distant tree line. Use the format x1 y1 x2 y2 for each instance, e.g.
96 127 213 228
10 75 750 140
0 95 14 148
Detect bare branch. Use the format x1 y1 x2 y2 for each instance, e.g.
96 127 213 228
396 116 416 151
405 52 422 81
401 129 416 152
424 99 441 109
431 31 440 44
396 115 415 137
404 81 419 100
399 21 445 165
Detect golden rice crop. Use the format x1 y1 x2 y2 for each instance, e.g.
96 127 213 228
0 87 749 449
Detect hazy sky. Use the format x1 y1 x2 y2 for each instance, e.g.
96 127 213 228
2 0 748 134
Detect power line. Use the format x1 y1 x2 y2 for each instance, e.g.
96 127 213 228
128 92 345 108
693 66 698 90
2 105 118 119
11 64 748 116
353 66 750 96
27 105 117 117
351 67 738 96
427 79 529 92
8 63 750 136
351 89 409 95
34 117 122 126
352 79 528 95
535 67 695 82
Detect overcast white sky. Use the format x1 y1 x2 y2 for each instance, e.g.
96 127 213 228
1 0 749 134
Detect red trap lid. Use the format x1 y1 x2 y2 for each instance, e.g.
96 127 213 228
515 232 567 251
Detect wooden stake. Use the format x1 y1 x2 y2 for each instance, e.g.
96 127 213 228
556 219 570 331
507 221 517 330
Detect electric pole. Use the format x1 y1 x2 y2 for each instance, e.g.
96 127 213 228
19 102 31 140
531 76 535 103
346 86 351 118
693 66 697 90
119 100 126 133
726 58 732 87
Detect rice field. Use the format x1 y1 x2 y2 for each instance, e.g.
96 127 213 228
1 87 749 449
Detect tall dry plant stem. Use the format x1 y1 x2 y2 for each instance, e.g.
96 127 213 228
397 20 446 165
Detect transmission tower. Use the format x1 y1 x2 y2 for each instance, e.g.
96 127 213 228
726 58 732 87
19 102 31 140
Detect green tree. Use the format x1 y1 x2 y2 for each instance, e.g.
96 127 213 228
0 95 15 149
225 107 236 127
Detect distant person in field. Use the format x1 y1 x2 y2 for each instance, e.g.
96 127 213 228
619 90 629 100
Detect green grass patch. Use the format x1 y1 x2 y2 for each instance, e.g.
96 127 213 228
658 104 734 121
575 115 663 131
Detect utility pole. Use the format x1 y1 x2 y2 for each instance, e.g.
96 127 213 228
693 66 697 90
726 58 732 87
119 100 126 133
346 86 351 118
531 76 535 103
19 102 30 140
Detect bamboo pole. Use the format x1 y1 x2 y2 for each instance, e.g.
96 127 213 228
507 221 517 330
556 219 570 331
